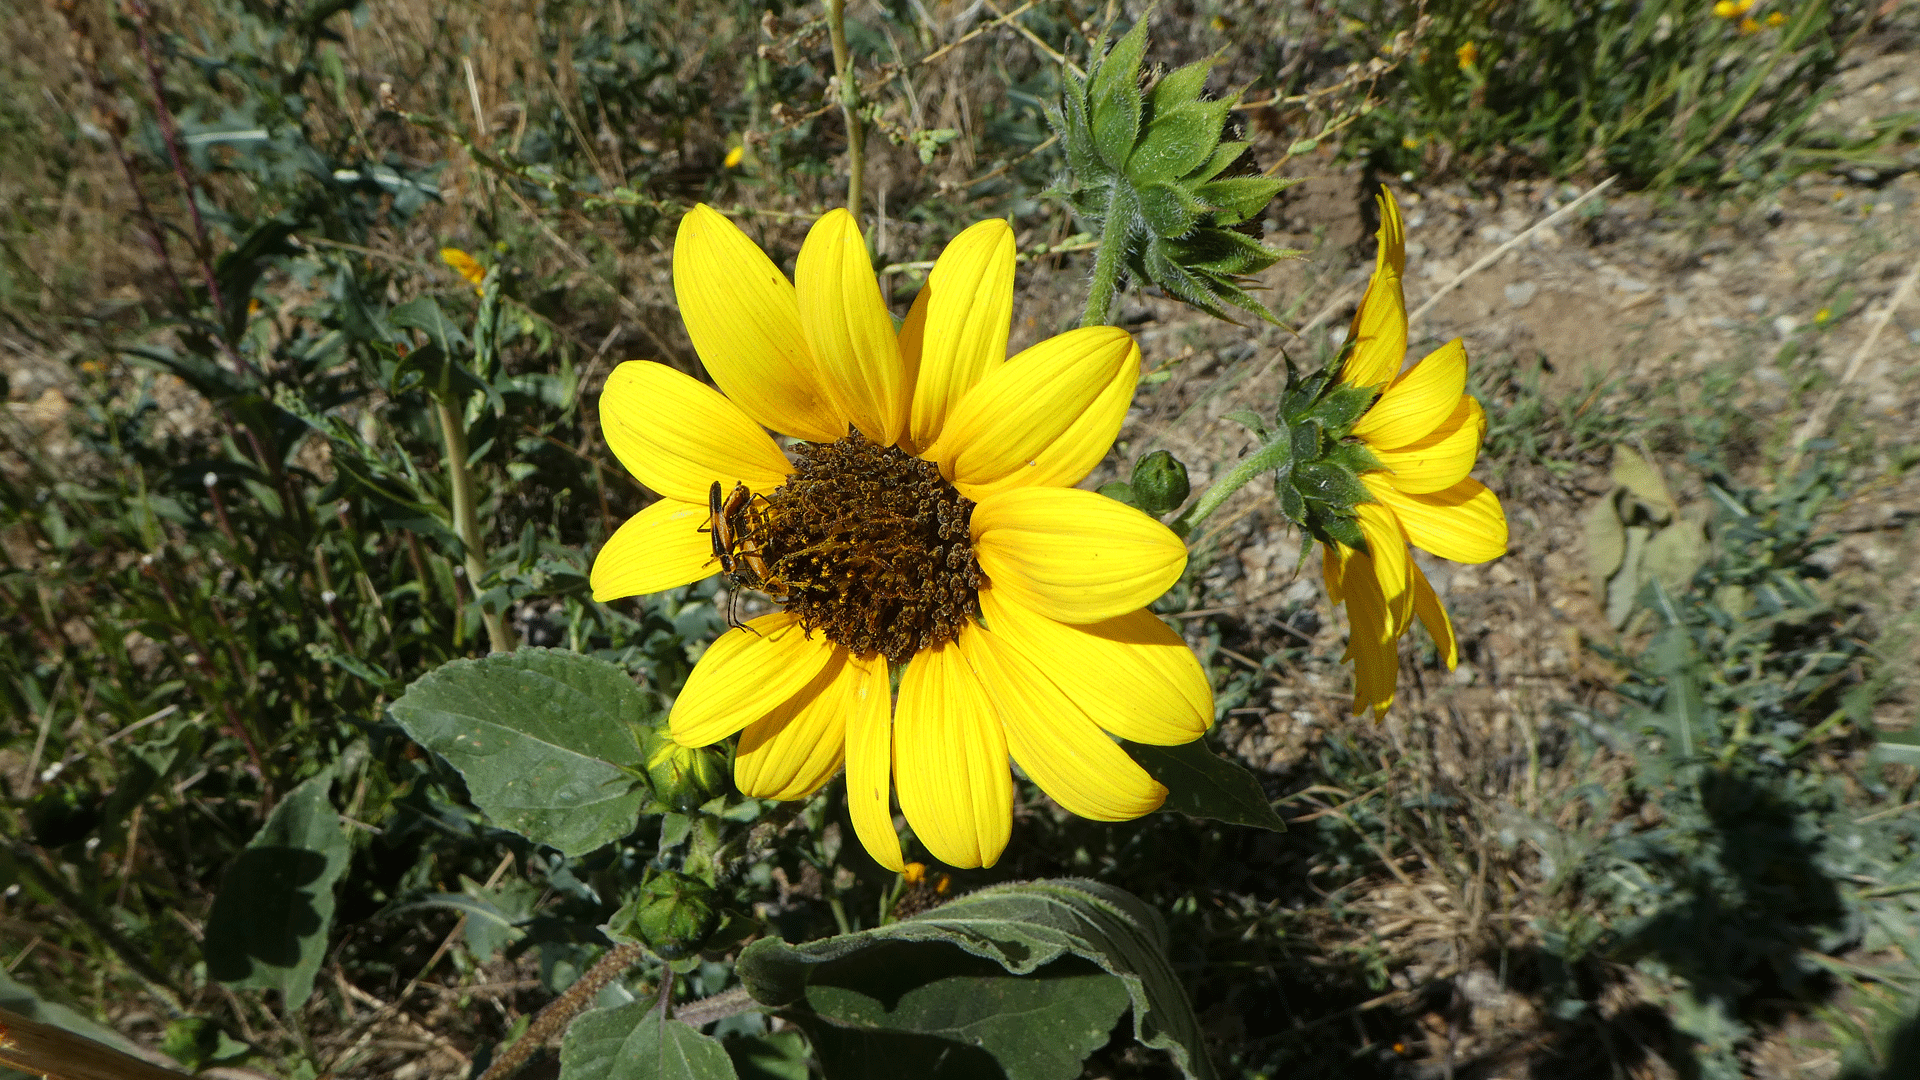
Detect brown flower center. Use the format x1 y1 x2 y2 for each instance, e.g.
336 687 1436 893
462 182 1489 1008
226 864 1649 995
746 431 983 664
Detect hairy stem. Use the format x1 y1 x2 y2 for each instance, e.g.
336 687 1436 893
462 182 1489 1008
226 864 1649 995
474 943 644 1080
1168 433 1295 540
435 396 516 653
1081 195 1134 328
824 0 865 217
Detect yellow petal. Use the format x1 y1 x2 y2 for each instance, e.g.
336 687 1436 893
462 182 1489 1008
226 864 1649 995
908 219 1017 453
925 326 1139 498
1411 560 1458 669
795 209 909 446
895 284 930 449
674 205 846 442
590 498 714 601
894 636 1012 869
669 612 840 747
1356 502 1413 637
1370 396 1484 495
734 649 849 800
1363 475 1508 564
1338 188 1408 390
1331 543 1400 718
980 589 1211 746
961 622 1167 821
972 487 1187 625
599 360 792 503
1352 338 1467 448
842 651 903 870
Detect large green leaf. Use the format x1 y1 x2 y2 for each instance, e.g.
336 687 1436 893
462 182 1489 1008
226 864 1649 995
738 878 1214 1080
203 775 351 1006
1129 739 1285 832
560 1000 739 1080
794 945 1128 1080
389 648 658 856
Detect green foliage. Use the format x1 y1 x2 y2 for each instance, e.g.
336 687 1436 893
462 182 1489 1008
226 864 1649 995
1055 18 1297 323
1339 0 1860 189
203 775 352 1007
739 879 1215 1080
1128 738 1285 832
388 649 659 857
561 1004 740 1080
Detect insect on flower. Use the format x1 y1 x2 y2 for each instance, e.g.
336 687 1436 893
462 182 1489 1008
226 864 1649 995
704 480 778 628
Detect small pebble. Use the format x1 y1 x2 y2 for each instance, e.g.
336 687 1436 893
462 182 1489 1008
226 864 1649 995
1504 281 1538 308
1773 314 1800 339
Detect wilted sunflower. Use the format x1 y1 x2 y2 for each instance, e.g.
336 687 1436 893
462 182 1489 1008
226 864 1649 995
1322 189 1509 718
590 205 1213 869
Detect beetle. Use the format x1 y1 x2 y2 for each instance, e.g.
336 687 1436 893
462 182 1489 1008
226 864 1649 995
704 481 780 629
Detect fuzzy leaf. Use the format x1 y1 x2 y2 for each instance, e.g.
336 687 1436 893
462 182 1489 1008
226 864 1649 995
1088 21 1150 171
1149 59 1216 114
1195 176 1287 223
1193 140 1250 183
1138 182 1204 238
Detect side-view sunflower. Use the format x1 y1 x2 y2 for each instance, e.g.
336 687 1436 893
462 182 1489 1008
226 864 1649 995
590 205 1214 870
1322 188 1509 718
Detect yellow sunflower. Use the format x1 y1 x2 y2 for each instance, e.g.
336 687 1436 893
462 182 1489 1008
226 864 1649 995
590 205 1213 870
1322 189 1509 718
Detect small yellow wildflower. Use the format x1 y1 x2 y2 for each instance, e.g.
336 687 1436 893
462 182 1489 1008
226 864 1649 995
723 145 745 169
1713 0 1739 16
1739 15 1761 33
439 247 486 295
1401 135 1422 150
1765 10 1787 25
1455 42 1479 71
1815 306 1833 324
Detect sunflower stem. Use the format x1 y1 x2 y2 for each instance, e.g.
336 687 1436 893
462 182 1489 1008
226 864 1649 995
1169 433 1294 540
825 0 866 219
435 394 517 654
1080 194 1134 328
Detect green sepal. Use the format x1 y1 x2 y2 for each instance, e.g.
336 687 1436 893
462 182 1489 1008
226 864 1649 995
1275 466 1305 525
1222 410 1268 439
1130 98 1235 186
610 871 720 960
1130 449 1191 516
1310 511 1367 553
1138 181 1205 237
1194 140 1250 184
1087 19 1150 172
1312 383 1380 433
1323 439 1386 477
1097 480 1139 508
1294 460 1371 509
1058 87 1108 183
1289 417 1323 465
1196 177 1289 224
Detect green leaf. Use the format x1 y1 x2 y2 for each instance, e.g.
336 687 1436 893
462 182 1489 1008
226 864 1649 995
389 296 466 356
738 879 1215 1080
1293 461 1370 508
1138 181 1203 238
560 1001 740 1080
389 648 658 856
1129 100 1231 186
796 946 1128 1080
1149 59 1215 114
203 775 351 1007
1128 738 1284 831
1310 383 1379 433
1869 725 1920 769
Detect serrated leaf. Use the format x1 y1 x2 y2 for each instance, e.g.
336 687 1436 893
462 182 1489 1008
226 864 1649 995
1128 739 1284 831
738 879 1215 1080
203 775 350 1007
389 648 658 856
560 1001 739 1080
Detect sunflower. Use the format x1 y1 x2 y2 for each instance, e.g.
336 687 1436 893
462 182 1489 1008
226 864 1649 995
590 206 1213 870
1322 189 1509 718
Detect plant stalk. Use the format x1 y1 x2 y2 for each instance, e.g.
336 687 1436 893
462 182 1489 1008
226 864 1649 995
824 0 865 217
1081 197 1133 328
1168 433 1296 540
474 942 644 1080
435 395 516 653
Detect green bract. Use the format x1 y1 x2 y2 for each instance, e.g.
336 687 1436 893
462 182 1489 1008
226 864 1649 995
1055 18 1299 323
1215 358 1385 555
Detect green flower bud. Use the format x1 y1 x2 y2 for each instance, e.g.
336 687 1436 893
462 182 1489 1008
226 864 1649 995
612 872 719 960
1130 450 1190 517
645 730 725 811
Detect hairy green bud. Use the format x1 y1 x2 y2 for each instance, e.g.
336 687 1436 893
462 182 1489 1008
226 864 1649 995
644 730 726 812
1129 450 1191 517
611 871 719 960
1054 18 1301 323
